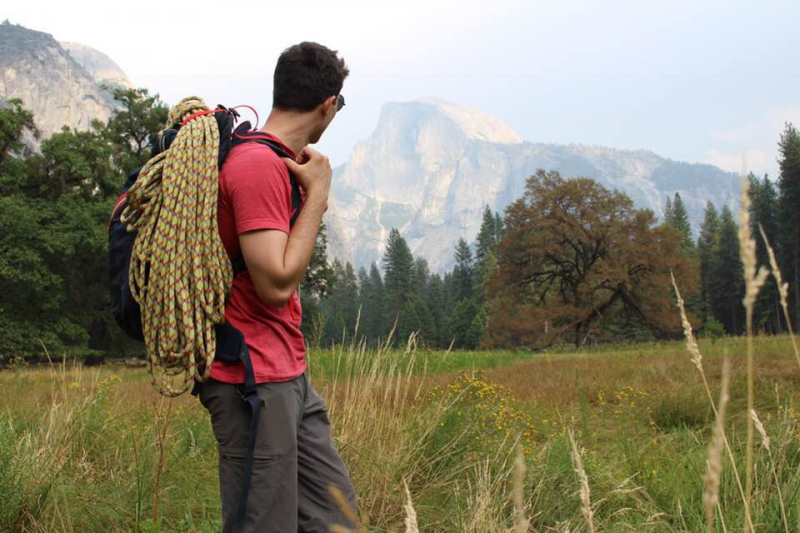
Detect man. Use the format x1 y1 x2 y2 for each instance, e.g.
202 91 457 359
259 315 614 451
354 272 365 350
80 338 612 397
199 42 356 532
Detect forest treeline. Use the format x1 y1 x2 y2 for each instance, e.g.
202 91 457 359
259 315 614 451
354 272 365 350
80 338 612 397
0 88 798 359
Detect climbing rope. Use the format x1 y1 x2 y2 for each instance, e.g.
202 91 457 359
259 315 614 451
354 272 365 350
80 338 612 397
121 97 232 396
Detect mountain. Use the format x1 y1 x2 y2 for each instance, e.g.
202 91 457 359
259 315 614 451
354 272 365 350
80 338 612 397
59 41 132 90
324 99 739 273
0 21 121 138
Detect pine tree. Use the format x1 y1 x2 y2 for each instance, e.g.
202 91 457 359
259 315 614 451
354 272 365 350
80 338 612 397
494 211 504 242
778 122 800 329
300 222 334 301
697 202 720 322
299 222 334 343
452 238 474 303
411 257 430 300
321 259 347 344
450 298 482 349
441 271 455 345
383 229 415 319
749 174 782 333
363 263 387 342
712 205 745 334
425 273 446 347
474 205 498 301
667 193 696 257
664 195 674 222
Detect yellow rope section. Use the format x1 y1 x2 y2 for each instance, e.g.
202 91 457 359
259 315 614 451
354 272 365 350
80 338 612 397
121 97 233 396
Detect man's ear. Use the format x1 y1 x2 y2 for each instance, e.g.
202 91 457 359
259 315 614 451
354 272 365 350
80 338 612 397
321 95 335 116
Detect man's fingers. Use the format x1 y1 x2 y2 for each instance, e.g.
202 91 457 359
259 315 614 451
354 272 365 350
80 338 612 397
282 157 300 173
298 146 319 162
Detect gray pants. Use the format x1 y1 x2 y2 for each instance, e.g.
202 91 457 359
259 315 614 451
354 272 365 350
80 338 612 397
199 373 357 532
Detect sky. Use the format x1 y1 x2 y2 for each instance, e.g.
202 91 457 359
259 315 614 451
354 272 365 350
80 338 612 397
5 0 799 176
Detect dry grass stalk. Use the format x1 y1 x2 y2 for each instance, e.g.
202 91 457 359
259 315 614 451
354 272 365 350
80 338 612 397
750 409 770 452
738 170 769 533
329 484 359 529
568 429 595 533
670 271 702 372
403 480 419 533
758 224 800 367
704 357 730 533
513 449 529 533
152 395 174 523
671 273 752 531
750 409 789 533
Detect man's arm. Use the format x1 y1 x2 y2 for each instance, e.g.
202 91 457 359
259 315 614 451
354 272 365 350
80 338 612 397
239 147 331 307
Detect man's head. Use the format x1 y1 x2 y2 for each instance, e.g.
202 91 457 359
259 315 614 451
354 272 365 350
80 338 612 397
273 42 349 144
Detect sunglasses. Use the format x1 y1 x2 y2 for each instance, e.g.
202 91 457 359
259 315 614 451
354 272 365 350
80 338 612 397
335 94 346 112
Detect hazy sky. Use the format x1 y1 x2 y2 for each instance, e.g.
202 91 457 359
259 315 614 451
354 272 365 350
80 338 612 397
5 0 798 176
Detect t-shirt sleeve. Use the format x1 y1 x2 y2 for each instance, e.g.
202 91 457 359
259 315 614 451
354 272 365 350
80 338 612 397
224 147 292 235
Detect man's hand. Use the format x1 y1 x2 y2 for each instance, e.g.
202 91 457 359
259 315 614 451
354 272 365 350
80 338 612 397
282 147 331 210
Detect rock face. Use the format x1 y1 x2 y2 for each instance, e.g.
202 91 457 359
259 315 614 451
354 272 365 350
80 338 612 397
0 22 120 138
325 99 739 273
59 41 132 90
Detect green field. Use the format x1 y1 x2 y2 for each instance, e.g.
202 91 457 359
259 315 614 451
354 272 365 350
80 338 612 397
1 335 799 532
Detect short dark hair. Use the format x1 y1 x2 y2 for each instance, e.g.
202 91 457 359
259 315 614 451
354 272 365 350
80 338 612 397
273 42 349 112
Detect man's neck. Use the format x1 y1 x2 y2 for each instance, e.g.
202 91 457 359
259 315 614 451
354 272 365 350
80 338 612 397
259 109 314 156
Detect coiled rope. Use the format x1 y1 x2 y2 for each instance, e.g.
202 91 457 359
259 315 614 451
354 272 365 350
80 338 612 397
122 97 233 396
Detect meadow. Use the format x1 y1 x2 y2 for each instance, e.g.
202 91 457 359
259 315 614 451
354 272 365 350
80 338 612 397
1 334 799 532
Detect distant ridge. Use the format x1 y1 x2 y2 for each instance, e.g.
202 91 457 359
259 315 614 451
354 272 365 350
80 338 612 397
0 21 123 138
324 99 739 272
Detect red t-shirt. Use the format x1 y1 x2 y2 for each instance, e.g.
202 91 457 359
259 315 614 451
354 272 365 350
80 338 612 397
209 133 307 384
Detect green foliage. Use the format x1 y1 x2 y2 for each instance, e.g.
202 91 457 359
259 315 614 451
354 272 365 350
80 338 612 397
0 89 167 359
363 263 387 340
714 205 745 334
383 228 414 312
697 201 720 322
450 298 482 349
0 98 37 163
451 237 474 303
749 174 783 333
777 122 800 329
664 192 696 257
101 86 169 175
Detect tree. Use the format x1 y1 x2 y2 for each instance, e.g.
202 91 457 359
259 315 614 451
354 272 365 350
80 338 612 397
450 298 483 349
101 87 169 175
411 257 430 300
0 90 169 358
0 98 37 163
451 238 474 303
697 202 720 322
300 222 334 301
474 205 499 301
711 206 745 335
425 273 446 347
321 260 360 344
664 195 673 222
494 211 504 242
777 122 800 329
665 193 695 257
362 263 387 341
485 170 695 349
39 127 118 201
299 223 334 343
383 228 414 318
749 175 782 333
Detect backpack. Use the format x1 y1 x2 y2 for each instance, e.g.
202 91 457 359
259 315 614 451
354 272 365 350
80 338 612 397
108 105 302 345
107 104 302 532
